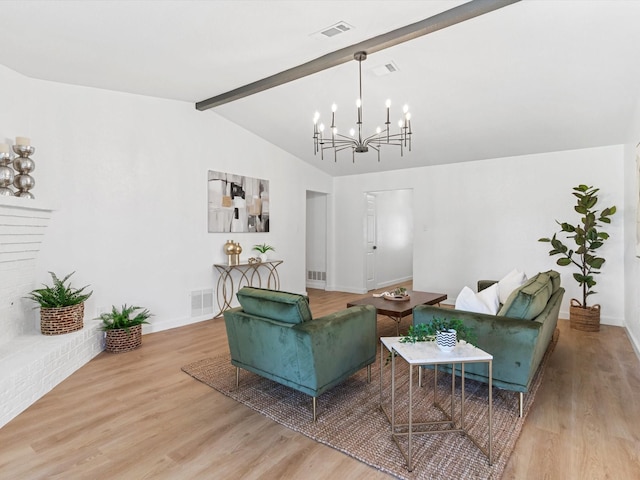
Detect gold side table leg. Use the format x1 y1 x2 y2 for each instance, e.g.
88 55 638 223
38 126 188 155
391 347 396 430
408 363 413 472
461 363 465 430
489 360 493 465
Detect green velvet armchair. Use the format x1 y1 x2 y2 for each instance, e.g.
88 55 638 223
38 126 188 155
413 270 564 416
223 287 377 421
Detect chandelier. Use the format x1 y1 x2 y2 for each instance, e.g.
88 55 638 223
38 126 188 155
313 51 412 162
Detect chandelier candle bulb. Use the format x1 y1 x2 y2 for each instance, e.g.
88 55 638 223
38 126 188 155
15 137 30 146
0 143 9 153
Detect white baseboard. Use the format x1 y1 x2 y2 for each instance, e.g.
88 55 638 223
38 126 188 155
306 280 326 290
376 276 413 289
625 327 640 362
142 314 217 334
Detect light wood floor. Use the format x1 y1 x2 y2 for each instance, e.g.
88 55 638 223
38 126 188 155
1 285 639 479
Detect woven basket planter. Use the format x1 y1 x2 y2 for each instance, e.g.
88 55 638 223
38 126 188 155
105 324 142 353
40 303 84 335
569 299 601 332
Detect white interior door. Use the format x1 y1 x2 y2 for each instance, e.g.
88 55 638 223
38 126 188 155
365 193 377 291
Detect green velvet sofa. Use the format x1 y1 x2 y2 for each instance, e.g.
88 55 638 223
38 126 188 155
413 270 564 416
223 287 377 421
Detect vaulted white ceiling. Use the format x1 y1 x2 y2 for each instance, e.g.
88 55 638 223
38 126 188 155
1 0 640 176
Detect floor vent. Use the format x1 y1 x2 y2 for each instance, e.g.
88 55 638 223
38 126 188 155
191 289 214 317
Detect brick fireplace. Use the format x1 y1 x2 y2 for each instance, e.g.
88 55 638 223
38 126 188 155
0 197 103 428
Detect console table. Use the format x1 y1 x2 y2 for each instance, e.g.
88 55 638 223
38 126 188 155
213 260 283 317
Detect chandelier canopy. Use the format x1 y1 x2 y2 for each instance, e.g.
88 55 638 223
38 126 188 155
312 51 412 162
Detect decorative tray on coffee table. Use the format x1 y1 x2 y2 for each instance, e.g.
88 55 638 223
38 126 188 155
382 293 410 302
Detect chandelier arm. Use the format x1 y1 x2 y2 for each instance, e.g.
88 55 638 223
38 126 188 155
321 143 357 154
333 133 361 142
324 139 362 147
367 144 380 153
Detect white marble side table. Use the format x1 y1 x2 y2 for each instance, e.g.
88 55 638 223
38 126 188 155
380 337 493 471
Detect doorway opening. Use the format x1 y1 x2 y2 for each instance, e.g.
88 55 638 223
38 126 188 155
306 190 328 290
364 189 413 291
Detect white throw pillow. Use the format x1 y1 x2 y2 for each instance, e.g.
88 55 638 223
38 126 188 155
455 283 500 315
497 269 527 305
477 283 500 314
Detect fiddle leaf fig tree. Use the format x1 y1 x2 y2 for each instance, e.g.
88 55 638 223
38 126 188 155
538 184 616 309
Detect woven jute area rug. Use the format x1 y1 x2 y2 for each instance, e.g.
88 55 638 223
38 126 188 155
182 331 558 480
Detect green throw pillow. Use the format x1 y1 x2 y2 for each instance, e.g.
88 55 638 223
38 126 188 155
497 272 552 320
236 287 312 325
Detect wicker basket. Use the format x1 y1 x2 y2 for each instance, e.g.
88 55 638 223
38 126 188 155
569 299 601 332
40 303 84 335
105 324 142 353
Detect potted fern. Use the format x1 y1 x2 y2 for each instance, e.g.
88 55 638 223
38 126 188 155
538 184 616 331
253 243 275 262
98 304 152 353
25 271 92 335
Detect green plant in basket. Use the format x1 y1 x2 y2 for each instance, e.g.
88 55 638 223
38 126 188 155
98 304 152 332
26 271 92 308
538 184 616 309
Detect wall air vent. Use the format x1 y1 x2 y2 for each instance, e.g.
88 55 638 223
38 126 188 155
191 289 214 317
312 21 354 39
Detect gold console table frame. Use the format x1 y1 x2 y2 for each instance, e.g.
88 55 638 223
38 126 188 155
213 260 283 317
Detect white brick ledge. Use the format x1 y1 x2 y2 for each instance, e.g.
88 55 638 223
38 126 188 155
0 324 104 429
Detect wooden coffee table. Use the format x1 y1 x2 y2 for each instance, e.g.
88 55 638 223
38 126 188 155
347 290 447 335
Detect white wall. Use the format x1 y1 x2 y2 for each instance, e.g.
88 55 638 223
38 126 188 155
0 64 333 334
332 146 626 326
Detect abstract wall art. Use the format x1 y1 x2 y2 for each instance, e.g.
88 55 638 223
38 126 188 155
208 170 269 233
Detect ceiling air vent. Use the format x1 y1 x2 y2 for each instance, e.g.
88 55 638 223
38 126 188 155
371 61 399 77
312 21 354 39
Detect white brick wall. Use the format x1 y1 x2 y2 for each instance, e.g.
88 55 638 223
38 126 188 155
0 324 104 427
0 197 103 429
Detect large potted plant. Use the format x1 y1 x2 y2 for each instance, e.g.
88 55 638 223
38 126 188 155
26 271 92 335
539 184 616 331
98 304 152 353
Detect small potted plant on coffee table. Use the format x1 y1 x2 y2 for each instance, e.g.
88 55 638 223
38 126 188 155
98 304 152 353
26 271 92 335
